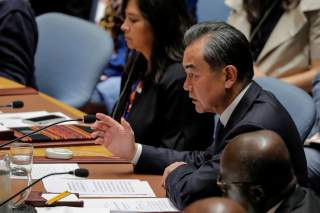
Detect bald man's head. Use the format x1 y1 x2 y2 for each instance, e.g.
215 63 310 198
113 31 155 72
219 130 296 213
184 197 245 213
221 130 293 185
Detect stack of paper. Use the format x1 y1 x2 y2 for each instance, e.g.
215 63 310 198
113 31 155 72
36 198 179 212
36 207 109 213
43 179 156 197
83 198 179 212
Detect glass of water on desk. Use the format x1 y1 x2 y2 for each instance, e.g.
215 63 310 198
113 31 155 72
10 143 33 207
0 153 11 213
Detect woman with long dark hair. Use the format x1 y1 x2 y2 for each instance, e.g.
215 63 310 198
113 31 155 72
100 0 214 151
226 0 320 91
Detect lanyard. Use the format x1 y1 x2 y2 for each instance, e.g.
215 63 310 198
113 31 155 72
123 80 143 119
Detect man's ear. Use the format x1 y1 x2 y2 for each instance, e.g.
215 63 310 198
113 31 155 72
249 185 265 203
223 65 238 89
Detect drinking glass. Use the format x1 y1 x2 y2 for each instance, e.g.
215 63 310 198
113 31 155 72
10 143 33 206
0 153 11 213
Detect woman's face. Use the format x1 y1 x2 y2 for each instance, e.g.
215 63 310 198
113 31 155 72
121 0 154 60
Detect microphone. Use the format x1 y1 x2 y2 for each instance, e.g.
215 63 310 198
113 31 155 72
0 114 97 148
0 100 24 109
83 114 97 124
0 168 89 207
112 52 140 122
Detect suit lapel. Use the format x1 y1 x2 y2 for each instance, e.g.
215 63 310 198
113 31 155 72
257 5 306 61
224 82 261 133
212 82 262 153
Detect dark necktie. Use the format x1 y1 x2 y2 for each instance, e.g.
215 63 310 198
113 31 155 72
212 119 224 152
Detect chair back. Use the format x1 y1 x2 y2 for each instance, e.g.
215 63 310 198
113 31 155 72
256 77 316 141
197 0 230 21
35 13 113 108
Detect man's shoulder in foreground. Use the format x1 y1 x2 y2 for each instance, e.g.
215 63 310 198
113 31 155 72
277 186 320 212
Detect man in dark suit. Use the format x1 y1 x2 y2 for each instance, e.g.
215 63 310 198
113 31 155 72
91 22 307 209
219 130 320 212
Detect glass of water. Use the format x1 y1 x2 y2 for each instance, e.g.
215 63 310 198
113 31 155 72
0 153 11 213
10 143 33 206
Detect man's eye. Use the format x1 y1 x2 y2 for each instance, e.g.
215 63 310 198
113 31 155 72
191 74 199 79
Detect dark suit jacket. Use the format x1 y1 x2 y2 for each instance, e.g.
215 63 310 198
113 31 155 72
0 0 38 88
118 62 214 151
275 187 320 213
135 81 308 209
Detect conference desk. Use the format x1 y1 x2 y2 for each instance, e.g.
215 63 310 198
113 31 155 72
0 77 165 200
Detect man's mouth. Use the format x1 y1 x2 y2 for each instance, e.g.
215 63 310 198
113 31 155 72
190 97 197 103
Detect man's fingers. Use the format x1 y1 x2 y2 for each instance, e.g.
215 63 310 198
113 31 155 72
91 120 111 131
96 113 122 127
94 137 104 145
161 169 168 188
121 117 132 131
162 166 171 188
91 131 105 138
94 133 112 147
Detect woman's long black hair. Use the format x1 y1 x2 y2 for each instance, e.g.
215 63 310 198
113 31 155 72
121 0 194 83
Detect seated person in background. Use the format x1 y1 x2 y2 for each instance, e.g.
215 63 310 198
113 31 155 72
91 0 127 114
101 0 214 151
91 0 198 114
185 0 198 21
303 73 320 194
219 130 320 212
184 197 245 213
225 0 320 91
0 0 38 88
91 22 307 209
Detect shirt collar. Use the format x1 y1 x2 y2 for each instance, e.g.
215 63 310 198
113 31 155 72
219 83 251 126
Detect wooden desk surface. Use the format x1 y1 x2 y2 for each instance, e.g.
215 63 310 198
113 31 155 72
0 77 165 198
0 77 84 117
0 77 24 89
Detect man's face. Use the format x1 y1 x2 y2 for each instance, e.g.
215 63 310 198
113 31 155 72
219 151 254 212
183 38 227 114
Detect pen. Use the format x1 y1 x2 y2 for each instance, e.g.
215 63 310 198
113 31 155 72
45 191 71 205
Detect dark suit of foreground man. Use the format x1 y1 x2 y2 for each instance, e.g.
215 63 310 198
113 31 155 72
91 22 307 209
219 130 320 213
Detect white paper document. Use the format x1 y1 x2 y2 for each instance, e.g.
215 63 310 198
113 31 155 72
0 111 48 127
0 111 75 127
0 125 10 131
43 179 155 197
11 164 79 180
36 207 109 213
83 198 179 212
